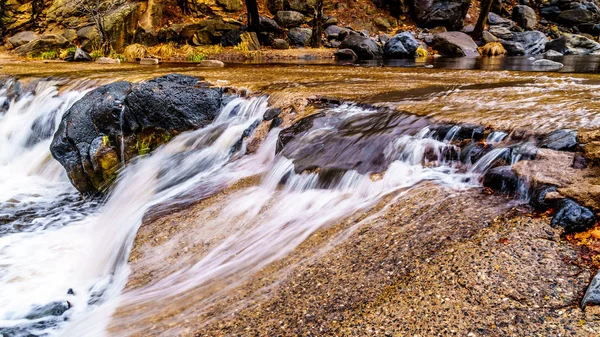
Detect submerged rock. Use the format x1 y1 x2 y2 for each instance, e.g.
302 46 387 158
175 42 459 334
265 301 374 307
551 199 595 233
51 74 225 194
25 301 71 320
531 59 564 71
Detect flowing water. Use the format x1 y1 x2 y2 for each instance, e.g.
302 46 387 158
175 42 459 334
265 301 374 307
0 64 598 336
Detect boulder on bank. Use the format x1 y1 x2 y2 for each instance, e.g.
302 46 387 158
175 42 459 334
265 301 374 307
51 74 226 194
512 5 537 30
500 30 547 56
275 11 305 28
412 0 470 30
383 32 419 59
288 28 312 47
546 34 600 55
432 31 479 57
339 32 383 60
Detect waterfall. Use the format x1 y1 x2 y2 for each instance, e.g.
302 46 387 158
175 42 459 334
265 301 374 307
0 77 531 337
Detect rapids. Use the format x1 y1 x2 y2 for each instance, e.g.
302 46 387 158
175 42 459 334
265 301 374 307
0 64 598 336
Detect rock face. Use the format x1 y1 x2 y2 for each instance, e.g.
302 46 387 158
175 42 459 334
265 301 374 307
339 32 383 60
8 31 38 47
51 74 225 194
432 31 479 57
512 5 537 30
383 32 419 58
13 35 69 56
412 0 471 30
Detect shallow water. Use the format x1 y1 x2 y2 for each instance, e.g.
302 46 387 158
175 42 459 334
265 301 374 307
0 61 598 336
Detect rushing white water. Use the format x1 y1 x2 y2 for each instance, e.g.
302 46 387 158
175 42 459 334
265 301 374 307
0 77 525 337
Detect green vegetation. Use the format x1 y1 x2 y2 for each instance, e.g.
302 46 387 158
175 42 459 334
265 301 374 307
233 41 249 52
187 52 206 63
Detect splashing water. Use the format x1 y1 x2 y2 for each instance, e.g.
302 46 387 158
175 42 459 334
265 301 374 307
0 77 533 337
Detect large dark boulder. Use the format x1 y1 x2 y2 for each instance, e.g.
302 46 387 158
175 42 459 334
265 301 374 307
275 11 305 28
432 31 479 57
339 32 383 60
383 32 420 58
512 5 537 30
51 74 225 194
413 0 471 30
412 0 471 30
551 199 596 234
288 28 312 47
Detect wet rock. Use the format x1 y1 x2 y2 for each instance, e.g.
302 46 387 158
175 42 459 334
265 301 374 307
339 32 383 60
25 301 71 320
432 32 480 57
96 57 121 64
539 129 577 151
530 185 559 210
13 35 69 56
460 142 495 164
488 12 513 26
271 38 290 49
264 108 281 121
140 58 159 65
512 5 537 30
65 48 92 62
546 34 600 55
334 48 358 60
500 40 526 55
383 32 419 59
531 59 563 71
508 141 538 162
543 49 563 57
483 166 519 194
379 33 390 44
412 0 471 30
582 271 600 309
8 31 38 48
288 28 312 47
275 11 305 28
51 74 225 194
551 199 595 233
199 60 225 67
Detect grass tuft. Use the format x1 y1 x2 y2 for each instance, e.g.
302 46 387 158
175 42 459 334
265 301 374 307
149 42 178 59
124 44 150 60
478 42 506 56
